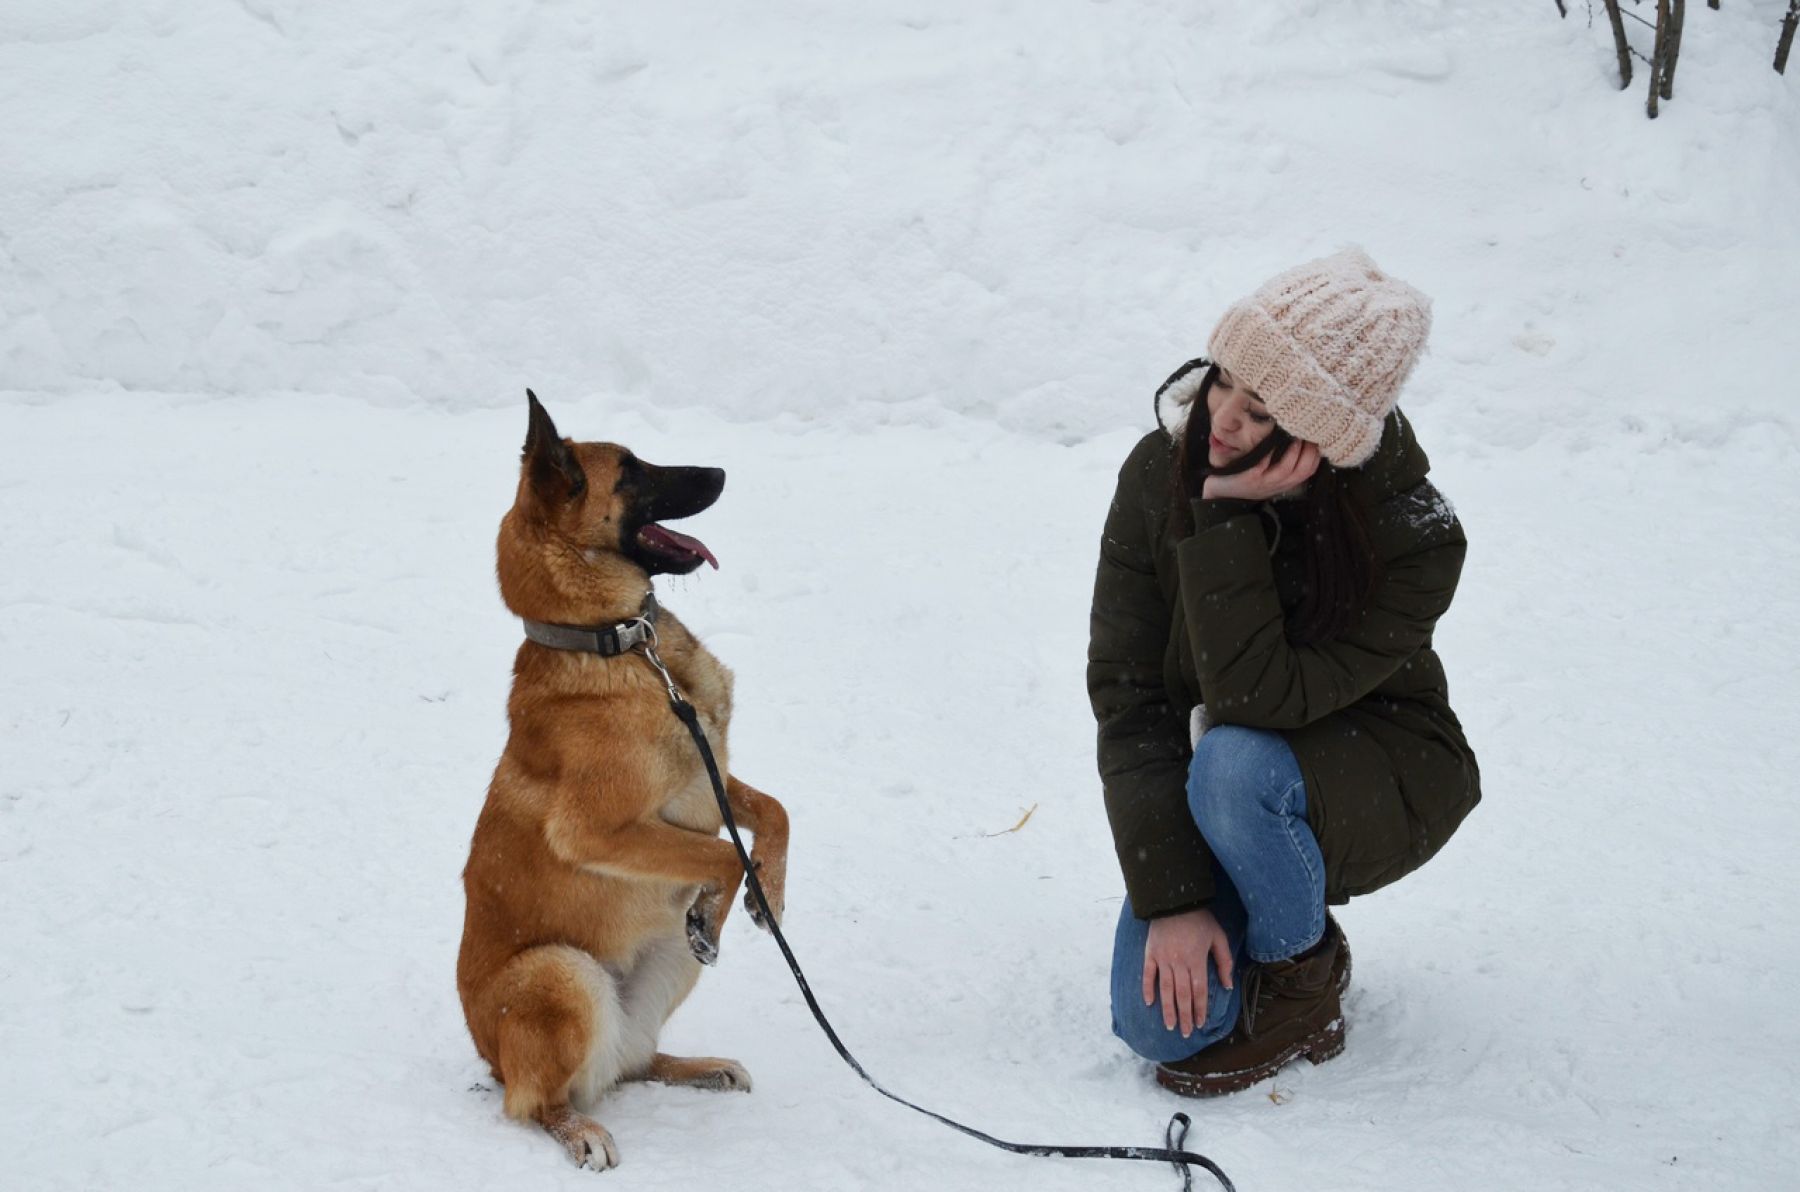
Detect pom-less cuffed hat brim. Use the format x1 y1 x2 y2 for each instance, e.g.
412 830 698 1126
1204 247 1430 469
1207 300 1385 468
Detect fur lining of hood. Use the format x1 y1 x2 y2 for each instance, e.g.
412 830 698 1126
1153 356 1212 439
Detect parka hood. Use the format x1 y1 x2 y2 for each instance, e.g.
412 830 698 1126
1344 409 1430 506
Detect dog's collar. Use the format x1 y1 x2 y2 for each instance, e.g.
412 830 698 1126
521 593 659 657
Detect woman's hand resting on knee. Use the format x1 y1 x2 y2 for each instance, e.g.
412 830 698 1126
1143 907 1234 1038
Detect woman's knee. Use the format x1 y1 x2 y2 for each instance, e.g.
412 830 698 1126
1186 725 1302 842
1108 899 1240 1063
1110 971 1239 1063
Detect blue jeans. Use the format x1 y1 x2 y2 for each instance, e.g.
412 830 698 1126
1110 725 1327 1063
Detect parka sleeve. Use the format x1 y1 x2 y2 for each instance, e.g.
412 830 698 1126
1088 435 1217 917
1176 488 1466 731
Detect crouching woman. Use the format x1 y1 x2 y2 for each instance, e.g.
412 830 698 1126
1087 249 1480 1096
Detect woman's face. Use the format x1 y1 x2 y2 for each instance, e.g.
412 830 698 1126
1205 365 1276 467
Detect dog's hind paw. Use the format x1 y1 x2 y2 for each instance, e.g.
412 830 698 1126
688 1060 752 1092
686 904 719 966
650 1054 753 1092
543 1108 619 1172
572 1129 620 1172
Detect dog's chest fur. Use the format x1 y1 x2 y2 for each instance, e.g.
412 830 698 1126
654 616 734 823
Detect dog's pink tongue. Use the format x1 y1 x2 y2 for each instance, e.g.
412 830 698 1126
643 523 719 569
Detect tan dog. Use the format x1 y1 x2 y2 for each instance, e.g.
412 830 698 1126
457 393 790 1171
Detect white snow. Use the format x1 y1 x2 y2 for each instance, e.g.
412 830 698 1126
4 2 1799 1189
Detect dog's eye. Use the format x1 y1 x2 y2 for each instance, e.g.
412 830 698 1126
614 455 640 493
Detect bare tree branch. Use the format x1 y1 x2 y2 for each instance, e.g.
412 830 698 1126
1661 0 1686 100
1602 0 1634 89
1647 0 1670 117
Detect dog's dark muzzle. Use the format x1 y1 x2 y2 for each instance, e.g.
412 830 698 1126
623 461 725 575
629 462 723 521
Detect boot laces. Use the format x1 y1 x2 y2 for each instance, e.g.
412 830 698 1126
1241 965 1270 1039
1240 934 1335 1039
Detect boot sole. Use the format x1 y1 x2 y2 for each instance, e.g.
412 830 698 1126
1154 1016 1346 1099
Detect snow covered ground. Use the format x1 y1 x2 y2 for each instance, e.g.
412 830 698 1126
4 2 1798 1190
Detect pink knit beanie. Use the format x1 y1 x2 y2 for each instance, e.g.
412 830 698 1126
1206 248 1432 469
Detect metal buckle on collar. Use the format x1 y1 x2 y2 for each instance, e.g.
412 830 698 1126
609 616 655 655
520 592 661 659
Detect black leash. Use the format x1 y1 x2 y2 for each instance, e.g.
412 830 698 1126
641 647 1238 1192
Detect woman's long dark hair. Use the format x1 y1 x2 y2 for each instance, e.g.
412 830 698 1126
1167 362 1380 645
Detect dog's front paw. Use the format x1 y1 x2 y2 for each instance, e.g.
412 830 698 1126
743 859 785 931
686 902 720 966
741 864 784 936
744 888 767 930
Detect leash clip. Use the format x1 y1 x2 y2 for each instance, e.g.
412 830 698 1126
632 620 684 704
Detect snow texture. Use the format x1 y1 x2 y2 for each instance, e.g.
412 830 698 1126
4 2 1799 1190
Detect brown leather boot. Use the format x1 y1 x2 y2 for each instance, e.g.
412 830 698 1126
1155 919 1347 1098
1329 912 1352 997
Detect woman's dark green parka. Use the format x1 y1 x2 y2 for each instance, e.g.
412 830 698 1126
1087 410 1480 919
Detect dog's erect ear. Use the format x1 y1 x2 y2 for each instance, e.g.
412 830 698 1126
522 389 588 503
